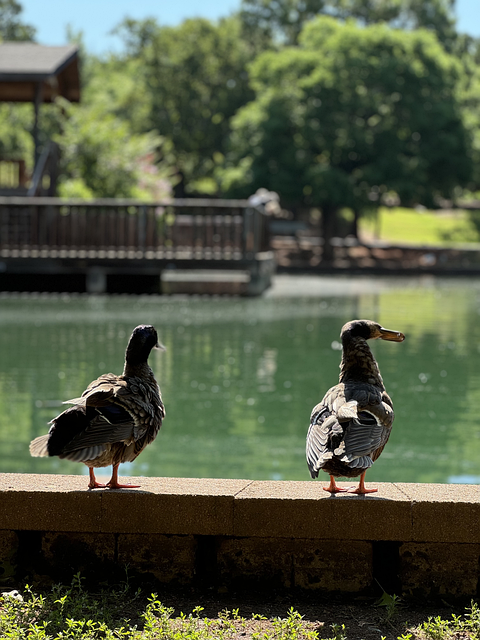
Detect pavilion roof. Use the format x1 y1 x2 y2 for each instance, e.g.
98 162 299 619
0 43 80 103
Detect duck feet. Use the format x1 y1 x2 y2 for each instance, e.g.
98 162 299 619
105 464 140 490
106 481 141 489
323 475 349 493
347 471 377 494
88 468 106 489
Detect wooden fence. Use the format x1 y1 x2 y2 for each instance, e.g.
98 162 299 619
0 197 270 261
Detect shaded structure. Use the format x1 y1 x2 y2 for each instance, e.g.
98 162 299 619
0 197 274 295
0 43 80 195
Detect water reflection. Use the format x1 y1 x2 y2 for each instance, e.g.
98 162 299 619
1 275 480 483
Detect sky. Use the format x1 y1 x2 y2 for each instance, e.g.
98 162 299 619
20 0 480 55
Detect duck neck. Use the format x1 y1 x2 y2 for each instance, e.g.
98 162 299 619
123 360 155 380
339 336 385 388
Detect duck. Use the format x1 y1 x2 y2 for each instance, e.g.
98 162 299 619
30 324 165 490
306 319 405 494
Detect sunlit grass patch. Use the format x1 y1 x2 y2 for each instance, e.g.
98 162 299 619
2 577 480 640
359 207 480 246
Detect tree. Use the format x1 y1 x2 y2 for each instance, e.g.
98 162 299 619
218 17 472 254
113 16 257 195
239 0 457 46
0 0 35 41
54 98 176 200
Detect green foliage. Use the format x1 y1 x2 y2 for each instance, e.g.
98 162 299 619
239 0 457 46
0 103 34 169
375 590 402 622
113 15 257 194
0 582 321 639
0 0 477 207
219 17 472 221
54 98 176 200
0 0 36 41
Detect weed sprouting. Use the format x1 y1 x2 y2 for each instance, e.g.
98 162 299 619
375 589 402 622
1 581 479 640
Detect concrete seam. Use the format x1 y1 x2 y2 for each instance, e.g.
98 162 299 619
232 479 255 498
232 480 255 537
392 482 411 499
393 483 415 542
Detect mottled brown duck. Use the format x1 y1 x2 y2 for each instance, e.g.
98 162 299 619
30 324 165 489
306 319 405 494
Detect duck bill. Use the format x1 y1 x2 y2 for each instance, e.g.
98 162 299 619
155 342 166 351
379 327 405 342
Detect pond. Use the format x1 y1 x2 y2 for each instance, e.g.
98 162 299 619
1 274 480 485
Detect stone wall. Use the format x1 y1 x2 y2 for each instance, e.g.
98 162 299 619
1 474 479 597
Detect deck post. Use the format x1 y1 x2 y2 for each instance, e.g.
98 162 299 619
33 82 43 169
86 267 107 294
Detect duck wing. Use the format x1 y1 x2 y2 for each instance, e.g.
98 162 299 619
46 373 164 462
306 384 394 478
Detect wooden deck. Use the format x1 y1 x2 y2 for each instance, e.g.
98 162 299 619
0 197 274 294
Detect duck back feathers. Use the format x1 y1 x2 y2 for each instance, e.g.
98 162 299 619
30 324 165 470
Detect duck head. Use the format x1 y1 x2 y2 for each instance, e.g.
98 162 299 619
341 319 405 343
125 324 165 365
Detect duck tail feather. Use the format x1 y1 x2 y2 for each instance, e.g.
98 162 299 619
29 435 50 457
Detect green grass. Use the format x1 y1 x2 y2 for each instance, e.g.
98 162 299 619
359 207 480 246
1 578 480 640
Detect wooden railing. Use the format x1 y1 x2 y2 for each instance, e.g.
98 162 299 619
0 197 270 261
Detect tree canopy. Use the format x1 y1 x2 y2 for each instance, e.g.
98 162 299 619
0 0 479 224
217 16 472 242
0 0 35 41
112 16 257 195
239 0 457 46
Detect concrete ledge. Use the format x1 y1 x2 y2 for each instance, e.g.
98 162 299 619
1 474 479 596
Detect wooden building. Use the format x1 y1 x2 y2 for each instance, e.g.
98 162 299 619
0 43 80 196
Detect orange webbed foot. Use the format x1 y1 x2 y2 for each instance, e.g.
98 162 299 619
323 476 349 493
88 468 106 489
106 481 141 489
348 472 377 494
106 464 140 489
348 486 378 494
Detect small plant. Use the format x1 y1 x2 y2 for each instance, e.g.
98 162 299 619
329 622 347 640
375 589 402 622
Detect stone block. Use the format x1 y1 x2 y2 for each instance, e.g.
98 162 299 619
234 481 412 541
118 533 196 584
293 539 372 591
0 530 19 581
41 532 116 583
399 542 480 597
100 477 250 535
217 537 295 589
395 483 480 543
0 473 102 532
217 537 372 592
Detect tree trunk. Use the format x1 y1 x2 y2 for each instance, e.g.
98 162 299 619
321 205 337 262
352 208 360 239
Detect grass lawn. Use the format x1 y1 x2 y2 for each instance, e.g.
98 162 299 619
358 207 480 246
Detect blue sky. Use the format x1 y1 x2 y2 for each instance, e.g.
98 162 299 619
20 0 480 55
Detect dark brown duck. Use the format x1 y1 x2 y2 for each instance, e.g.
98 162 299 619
306 319 405 494
30 324 165 489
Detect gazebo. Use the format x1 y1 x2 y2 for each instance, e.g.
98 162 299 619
0 43 80 195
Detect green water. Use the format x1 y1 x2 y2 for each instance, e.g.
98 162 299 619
1 274 480 484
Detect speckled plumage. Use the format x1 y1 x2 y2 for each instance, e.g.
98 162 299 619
30 324 165 489
306 319 404 493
